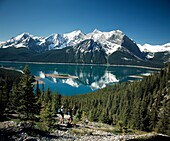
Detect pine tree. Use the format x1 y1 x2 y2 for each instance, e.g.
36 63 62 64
99 108 110 124
35 81 41 99
51 90 59 116
17 65 36 120
35 81 41 115
0 80 5 118
41 83 45 101
3 78 11 109
44 87 51 104
0 79 12 118
40 101 54 129
88 109 98 122
155 90 170 135
9 84 20 113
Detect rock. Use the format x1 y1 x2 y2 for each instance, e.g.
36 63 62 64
18 121 35 129
1 121 170 141
24 137 37 141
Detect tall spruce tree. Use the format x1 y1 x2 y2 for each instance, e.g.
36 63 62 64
35 81 41 99
0 78 12 118
17 65 36 120
0 80 5 118
9 84 20 113
35 81 41 115
51 90 59 115
40 101 54 128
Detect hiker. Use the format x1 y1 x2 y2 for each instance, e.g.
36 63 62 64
67 107 73 123
60 105 64 124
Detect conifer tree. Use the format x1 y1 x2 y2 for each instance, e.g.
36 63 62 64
35 81 41 115
3 78 11 106
40 101 54 129
44 87 51 104
51 90 59 116
88 109 98 122
17 65 36 120
41 83 45 101
0 80 5 117
35 81 41 99
155 92 170 135
0 79 12 117
99 108 110 124
9 84 20 112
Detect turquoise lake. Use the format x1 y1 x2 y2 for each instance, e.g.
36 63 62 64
0 62 159 96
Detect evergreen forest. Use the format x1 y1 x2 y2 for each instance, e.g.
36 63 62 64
0 63 170 136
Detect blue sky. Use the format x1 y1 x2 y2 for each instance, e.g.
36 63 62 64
0 0 170 44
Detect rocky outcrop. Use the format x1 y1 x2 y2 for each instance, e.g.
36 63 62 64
0 121 169 141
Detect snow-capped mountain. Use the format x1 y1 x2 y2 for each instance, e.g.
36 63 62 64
44 30 85 50
138 43 170 59
138 43 170 53
85 29 124 55
0 30 86 52
0 32 48 52
0 32 32 48
0 29 141 56
0 29 169 66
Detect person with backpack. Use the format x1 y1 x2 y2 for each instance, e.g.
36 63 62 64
67 107 73 123
66 107 73 128
59 105 64 124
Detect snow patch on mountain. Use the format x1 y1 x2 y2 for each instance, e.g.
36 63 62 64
86 29 123 42
63 30 85 46
138 43 170 53
121 57 132 61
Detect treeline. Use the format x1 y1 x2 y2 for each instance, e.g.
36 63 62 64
62 63 170 135
0 47 166 68
0 66 61 130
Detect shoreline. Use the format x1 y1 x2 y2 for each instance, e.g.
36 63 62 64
0 66 23 73
0 61 161 70
45 73 78 79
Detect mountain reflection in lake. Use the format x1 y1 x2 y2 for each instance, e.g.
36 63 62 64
0 62 159 96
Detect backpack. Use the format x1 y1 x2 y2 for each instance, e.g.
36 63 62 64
58 108 61 114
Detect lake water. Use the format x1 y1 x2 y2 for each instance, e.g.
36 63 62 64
0 62 159 96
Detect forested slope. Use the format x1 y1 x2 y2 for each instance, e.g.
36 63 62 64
62 63 170 135
0 63 169 136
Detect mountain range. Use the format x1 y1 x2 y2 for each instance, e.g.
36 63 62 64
0 29 170 67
